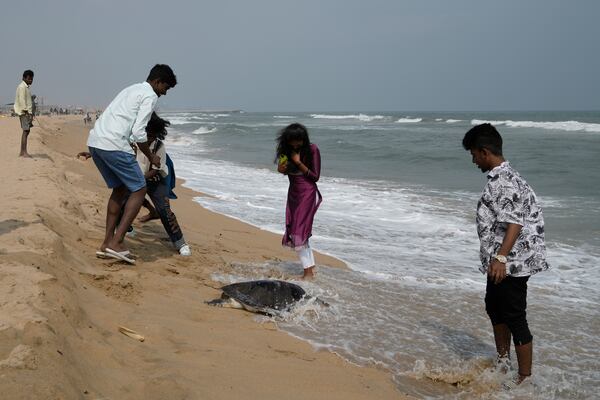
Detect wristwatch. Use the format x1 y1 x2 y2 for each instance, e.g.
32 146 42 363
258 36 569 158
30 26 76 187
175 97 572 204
493 254 507 264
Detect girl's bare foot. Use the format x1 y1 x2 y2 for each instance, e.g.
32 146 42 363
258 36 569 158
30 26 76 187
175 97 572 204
301 266 315 280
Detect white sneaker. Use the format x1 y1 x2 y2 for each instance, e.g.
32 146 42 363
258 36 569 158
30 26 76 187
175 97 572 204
125 227 136 238
178 244 191 256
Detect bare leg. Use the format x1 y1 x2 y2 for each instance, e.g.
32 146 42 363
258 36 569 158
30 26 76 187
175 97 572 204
101 186 129 251
19 130 31 157
107 187 147 252
138 198 159 222
302 266 315 280
493 323 512 358
514 341 533 383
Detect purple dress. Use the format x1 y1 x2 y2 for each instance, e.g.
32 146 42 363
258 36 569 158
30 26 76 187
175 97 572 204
282 143 322 250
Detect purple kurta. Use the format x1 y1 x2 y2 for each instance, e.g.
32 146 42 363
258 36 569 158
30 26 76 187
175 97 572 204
282 143 322 249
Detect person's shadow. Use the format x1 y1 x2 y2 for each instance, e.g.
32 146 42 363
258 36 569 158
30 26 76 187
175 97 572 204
29 153 53 161
420 320 494 359
0 219 29 236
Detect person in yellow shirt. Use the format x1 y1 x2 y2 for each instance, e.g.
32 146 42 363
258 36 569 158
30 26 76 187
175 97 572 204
14 70 34 157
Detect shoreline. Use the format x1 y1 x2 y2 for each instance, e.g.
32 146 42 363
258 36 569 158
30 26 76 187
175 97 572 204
0 115 409 399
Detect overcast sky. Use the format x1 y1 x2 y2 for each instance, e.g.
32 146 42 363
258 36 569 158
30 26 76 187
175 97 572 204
1 0 598 111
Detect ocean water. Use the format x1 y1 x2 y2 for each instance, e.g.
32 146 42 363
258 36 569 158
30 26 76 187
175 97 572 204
162 111 599 399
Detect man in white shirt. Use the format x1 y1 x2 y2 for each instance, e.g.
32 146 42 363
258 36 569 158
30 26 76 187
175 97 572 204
87 64 177 263
14 70 34 157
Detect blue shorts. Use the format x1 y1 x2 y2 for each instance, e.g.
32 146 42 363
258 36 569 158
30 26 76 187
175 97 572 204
89 147 146 192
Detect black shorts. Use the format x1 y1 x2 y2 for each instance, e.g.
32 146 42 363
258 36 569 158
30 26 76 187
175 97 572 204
485 276 533 346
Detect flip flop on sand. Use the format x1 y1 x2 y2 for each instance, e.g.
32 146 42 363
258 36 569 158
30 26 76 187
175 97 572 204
96 250 136 260
103 248 136 264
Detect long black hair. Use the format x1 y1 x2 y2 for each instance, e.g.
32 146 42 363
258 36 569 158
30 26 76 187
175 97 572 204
145 112 170 141
275 123 313 167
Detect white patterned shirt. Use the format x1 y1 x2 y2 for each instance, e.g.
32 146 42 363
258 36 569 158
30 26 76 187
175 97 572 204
476 161 549 277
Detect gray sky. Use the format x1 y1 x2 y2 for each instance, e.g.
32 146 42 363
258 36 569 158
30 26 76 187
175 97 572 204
1 0 598 111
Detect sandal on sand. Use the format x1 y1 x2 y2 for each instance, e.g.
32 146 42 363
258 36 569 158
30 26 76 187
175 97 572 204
118 326 145 342
96 250 136 260
104 248 136 264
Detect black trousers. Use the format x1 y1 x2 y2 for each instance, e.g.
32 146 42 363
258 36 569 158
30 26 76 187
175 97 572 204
485 276 533 346
146 179 185 249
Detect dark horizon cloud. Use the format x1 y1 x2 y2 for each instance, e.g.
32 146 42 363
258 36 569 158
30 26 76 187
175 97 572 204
1 0 599 111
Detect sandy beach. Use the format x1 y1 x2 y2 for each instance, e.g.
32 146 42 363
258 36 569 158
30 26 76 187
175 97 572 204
0 115 409 399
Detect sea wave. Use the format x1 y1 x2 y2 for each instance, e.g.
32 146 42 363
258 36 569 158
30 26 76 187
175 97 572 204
396 117 422 123
273 115 296 119
168 117 209 125
471 119 600 132
310 113 388 122
192 126 218 135
446 119 461 123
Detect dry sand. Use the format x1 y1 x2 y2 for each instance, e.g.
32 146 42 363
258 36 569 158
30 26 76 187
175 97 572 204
0 115 410 399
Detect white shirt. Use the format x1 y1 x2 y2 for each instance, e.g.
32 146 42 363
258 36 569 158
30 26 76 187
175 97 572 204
87 82 158 154
137 140 168 177
14 81 32 115
476 161 549 277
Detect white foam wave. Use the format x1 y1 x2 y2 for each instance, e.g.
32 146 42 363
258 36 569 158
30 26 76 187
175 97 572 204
192 126 218 135
310 113 388 122
165 136 197 147
396 117 422 123
471 119 600 132
204 113 231 118
273 115 296 119
168 116 209 125
446 119 461 123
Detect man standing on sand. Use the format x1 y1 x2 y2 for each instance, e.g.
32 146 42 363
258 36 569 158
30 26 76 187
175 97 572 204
14 70 34 157
462 123 549 389
87 64 177 264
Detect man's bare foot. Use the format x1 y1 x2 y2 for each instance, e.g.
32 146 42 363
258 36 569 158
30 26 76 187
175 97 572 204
138 212 159 223
301 266 316 280
19 153 32 158
502 373 532 390
103 240 128 253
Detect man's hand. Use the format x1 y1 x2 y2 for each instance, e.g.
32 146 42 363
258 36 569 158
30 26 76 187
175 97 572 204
145 169 160 182
488 260 507 284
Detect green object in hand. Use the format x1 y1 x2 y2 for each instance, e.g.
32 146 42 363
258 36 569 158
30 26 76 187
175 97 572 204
278 154 288 165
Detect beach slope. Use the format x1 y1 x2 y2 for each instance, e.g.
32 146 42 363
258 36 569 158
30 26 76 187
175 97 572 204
0 116 408 399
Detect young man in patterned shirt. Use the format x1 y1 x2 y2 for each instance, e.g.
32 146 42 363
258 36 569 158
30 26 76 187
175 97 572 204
462 123 549 388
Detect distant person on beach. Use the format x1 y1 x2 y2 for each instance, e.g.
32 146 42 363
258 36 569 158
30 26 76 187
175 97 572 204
135 112 190 256
14 70 34 157
276 123 322 279
462 123 549 389
87 64 177 263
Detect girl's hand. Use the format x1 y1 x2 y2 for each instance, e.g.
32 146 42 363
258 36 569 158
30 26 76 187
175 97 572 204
277 162 288 174
290 152 301 165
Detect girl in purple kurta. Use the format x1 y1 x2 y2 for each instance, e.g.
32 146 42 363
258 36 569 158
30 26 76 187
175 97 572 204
276 124 322 279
